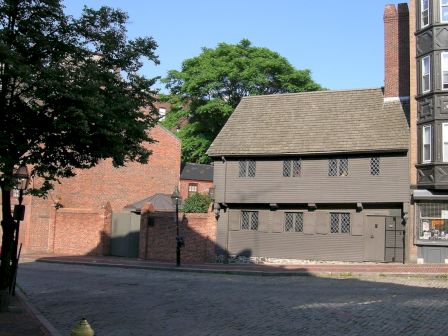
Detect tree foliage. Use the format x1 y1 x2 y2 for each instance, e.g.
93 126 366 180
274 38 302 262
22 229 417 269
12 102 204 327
0 0 159 291
163 39 322 163
181 193 212 213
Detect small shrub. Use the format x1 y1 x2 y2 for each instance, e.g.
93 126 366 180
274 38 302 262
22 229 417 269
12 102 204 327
181 193 212 213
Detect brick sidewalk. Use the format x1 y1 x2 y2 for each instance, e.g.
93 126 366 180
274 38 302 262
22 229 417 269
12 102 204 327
0 294 48 336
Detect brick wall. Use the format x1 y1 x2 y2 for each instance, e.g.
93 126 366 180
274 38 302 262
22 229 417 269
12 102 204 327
139 205 217 263
21 124 181 255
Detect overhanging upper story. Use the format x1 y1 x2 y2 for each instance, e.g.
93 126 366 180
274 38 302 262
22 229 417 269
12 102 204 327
207 88 410 205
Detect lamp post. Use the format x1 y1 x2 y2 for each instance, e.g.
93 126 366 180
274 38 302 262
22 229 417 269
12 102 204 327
171 186 183 266
10 165 29 295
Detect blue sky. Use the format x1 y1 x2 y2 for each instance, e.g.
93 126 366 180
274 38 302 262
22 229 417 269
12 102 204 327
64 0 408 92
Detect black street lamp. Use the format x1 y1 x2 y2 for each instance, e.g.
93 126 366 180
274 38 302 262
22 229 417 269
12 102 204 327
171 186 183 266
10 165 29 295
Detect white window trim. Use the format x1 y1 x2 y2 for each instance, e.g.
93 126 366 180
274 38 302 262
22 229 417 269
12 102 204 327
423 125 432 163
441 0 448 23
421 0 430 27
443 123 448 162
422 55 431 93
442 52 448 90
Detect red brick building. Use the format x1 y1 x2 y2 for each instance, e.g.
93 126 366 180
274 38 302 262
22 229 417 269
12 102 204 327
18 125 181 256
180 163 214 200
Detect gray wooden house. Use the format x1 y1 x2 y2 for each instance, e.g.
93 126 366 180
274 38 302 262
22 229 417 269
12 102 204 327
207 88 410 262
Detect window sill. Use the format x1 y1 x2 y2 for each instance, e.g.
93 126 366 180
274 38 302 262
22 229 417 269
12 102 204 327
415 239 448 246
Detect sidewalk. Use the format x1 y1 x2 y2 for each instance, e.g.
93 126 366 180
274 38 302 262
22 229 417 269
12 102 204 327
7 254 448 336
21 254 448 276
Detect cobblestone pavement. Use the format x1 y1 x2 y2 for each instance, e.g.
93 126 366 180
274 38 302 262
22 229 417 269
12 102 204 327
17 261 448 336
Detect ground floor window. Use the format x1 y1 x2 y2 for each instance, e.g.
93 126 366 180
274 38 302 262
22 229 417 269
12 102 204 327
330 213 350 234
241 211 258 230
416 201 448 241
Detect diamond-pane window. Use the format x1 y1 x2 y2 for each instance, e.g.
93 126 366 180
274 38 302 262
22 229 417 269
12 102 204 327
330 213 339 233
330 213 351 234
285 213 294 231
329 159 337 176
339 158 348 176
239 160 256 178
370 157 380 175
241 211 250 230
247 160 256 177
283 160 291 177
250 212 259 230
239 161 247 177
284 212 304 232
293 159 301 177
341 213 351 233
241 211 258 230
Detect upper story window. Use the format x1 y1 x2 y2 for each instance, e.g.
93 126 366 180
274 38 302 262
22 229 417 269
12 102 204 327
241 211 258 230
188 183 198 197
422 56 431 93
443 123 448 162
283 159 301 177
330 213 350 234
442 52 448 90
421 0 430 27
442 0 448 22
284 212 304 233
328 158 349 176
239 160 256 178
423 125 432 163
370 157 380 176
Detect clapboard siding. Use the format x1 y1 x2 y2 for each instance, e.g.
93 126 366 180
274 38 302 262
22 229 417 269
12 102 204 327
216 207 402 262
213 154 409 204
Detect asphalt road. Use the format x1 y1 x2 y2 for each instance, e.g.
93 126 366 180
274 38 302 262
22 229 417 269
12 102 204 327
17 261 448 336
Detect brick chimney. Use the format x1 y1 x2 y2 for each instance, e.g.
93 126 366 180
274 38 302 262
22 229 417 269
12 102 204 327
384 3 410 101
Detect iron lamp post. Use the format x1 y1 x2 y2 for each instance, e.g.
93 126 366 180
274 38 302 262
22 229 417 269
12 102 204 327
10 165 29 295
171 186 183 266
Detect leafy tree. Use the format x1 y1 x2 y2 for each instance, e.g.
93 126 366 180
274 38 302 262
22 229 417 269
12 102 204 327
163 39 322 163
181 193 212 213
0 0 159 295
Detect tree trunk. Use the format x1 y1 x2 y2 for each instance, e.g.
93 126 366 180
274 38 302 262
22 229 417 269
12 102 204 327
0 183 14 310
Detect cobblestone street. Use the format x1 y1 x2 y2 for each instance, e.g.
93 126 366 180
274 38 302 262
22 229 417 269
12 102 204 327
17 261 448 336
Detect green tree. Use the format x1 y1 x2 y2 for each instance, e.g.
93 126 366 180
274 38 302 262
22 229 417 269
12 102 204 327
163 39 322 163
0 0 159 296
181 193 212 213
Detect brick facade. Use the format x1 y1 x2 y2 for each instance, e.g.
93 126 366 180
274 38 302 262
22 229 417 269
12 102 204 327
180 179 214 200
19 125 181 255
139 205 217 263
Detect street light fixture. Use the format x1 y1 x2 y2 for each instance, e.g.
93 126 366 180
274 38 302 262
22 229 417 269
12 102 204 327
171 186 183 266
10 165 29 295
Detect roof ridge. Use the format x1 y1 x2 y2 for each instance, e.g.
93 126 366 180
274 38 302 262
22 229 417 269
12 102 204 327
241 87 383 100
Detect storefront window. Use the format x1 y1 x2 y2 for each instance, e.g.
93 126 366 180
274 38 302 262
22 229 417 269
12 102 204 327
416 202 448 241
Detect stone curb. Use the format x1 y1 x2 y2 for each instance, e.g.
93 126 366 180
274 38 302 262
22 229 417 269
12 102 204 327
34 258 448 279
16 288 62 336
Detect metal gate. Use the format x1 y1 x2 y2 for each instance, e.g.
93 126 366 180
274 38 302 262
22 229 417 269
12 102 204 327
384 216 405 263
110 212 141 258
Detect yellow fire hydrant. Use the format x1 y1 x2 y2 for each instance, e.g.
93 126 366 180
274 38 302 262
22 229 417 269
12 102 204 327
70 318 95 336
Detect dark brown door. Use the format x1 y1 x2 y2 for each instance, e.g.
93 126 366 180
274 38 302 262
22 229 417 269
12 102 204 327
364 216 386 262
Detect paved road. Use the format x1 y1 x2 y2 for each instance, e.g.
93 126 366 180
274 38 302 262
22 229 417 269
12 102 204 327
17 261 448 336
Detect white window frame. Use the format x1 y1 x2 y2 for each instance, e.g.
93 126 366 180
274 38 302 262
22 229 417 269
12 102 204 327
421 0 430 27
441 0 448 23
423 125 432 163
443 123 448 162
442 52 448 90
422 56 431 93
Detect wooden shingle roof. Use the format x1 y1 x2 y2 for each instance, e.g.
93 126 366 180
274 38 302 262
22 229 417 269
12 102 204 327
207 88 409 157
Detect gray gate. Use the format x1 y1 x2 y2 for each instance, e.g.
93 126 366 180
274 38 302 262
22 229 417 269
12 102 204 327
110 212 141 258
384 216 405 263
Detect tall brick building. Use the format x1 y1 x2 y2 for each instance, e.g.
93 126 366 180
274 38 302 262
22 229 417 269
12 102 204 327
408 0 448 263
17 124 181 256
